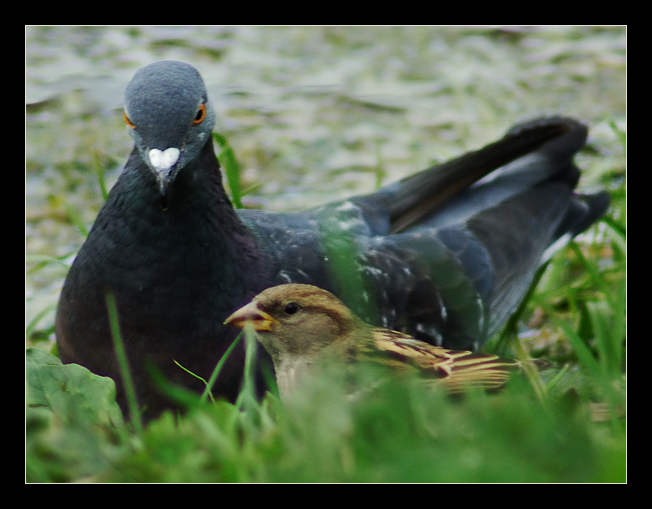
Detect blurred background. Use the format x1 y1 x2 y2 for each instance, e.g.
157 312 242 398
26 26 626 345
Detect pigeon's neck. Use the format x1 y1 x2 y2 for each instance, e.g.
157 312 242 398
121 139 251 252
85 138 268 318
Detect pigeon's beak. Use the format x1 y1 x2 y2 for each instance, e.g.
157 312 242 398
224 302 278 331
148 148 181 198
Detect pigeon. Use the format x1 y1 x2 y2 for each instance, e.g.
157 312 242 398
55 60 609 419
225 283 522 399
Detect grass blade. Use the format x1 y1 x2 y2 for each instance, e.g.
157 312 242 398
201 331 244 403
105 291 143 437
213 132 243 209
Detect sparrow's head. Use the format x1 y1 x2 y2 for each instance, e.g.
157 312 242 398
224 284 366 360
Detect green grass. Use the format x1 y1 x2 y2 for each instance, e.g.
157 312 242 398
213 132 245 209
25 128 626 483
105 291 144 438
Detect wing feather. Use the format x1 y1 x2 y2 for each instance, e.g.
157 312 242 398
369 328 519 391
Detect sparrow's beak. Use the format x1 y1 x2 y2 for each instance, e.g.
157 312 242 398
224 302 278 331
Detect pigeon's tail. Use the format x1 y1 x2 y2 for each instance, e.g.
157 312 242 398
542 190 611 263
566 191 612 238
353 117 592 235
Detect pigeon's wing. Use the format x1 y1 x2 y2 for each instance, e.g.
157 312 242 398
240 117 609 350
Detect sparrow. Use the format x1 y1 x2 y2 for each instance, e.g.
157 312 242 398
225 283 522 399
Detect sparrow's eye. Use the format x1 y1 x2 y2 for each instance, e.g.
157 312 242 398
284 302 300 315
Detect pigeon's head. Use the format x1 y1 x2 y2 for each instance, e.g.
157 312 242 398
123 61 216 197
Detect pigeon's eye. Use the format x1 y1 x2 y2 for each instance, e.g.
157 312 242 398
123 111 136 129
284 302 300 315
194 103 206 124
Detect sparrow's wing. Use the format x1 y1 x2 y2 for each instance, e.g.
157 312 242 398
363 328 519 391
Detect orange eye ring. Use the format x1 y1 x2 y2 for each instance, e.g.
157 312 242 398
194 103 206 124
123 111 136 129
